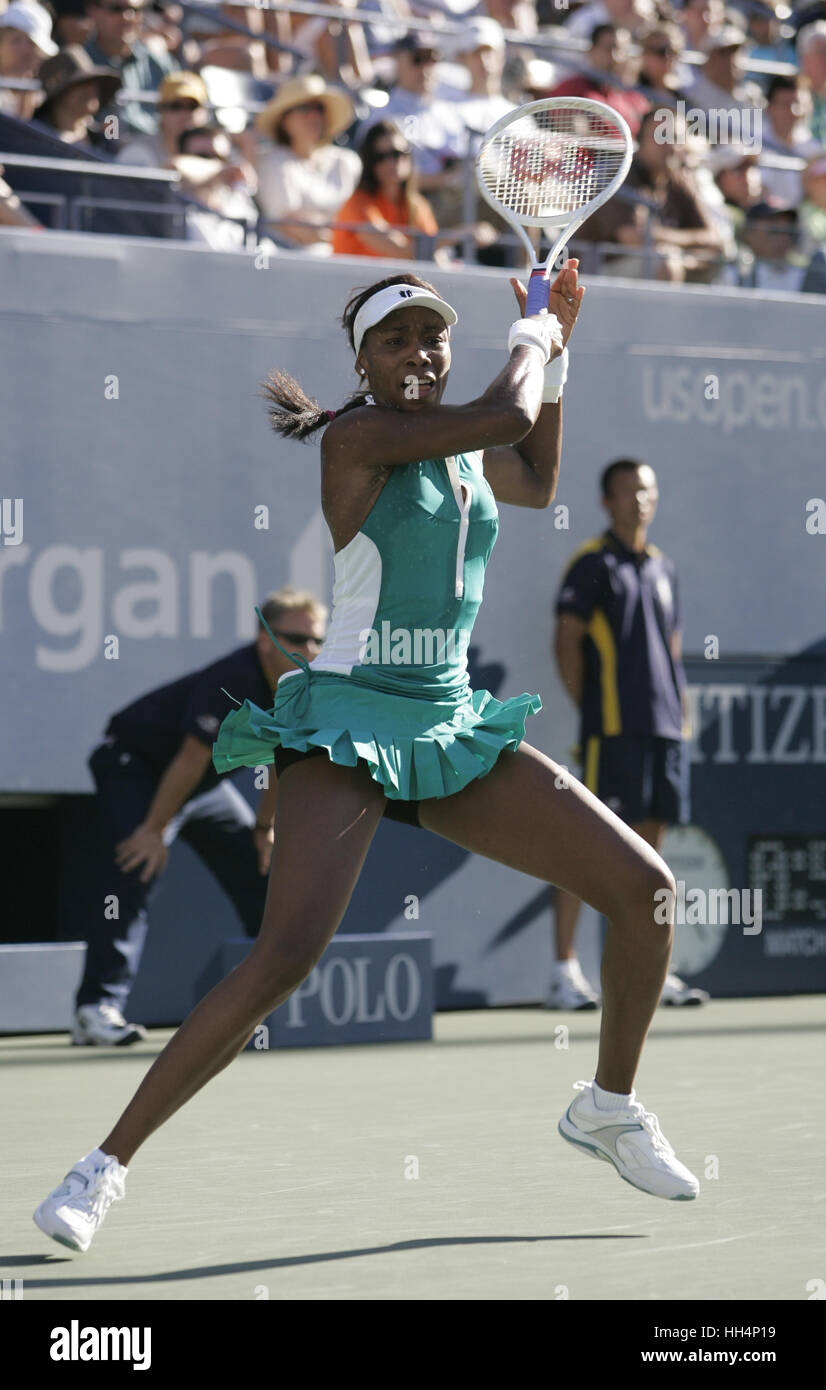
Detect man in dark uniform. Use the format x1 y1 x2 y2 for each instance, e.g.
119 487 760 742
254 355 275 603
548 458 709 1010
74 587 327 1045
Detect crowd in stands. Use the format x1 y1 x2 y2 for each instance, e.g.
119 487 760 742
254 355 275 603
1 0 826 288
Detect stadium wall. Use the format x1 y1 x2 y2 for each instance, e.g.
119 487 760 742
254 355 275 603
2 228 824 1017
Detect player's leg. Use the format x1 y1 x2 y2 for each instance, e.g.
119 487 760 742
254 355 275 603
418 744 698 1199
418 742 675 1093
98 755 389 1166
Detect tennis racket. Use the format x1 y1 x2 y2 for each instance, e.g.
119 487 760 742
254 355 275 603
476 97 633 315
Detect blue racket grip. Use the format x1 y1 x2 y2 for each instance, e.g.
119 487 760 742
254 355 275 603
525 269 549 316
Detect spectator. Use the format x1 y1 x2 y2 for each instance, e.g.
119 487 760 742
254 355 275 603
797 21 826 144
51 0 96 49
254 73 359 254
760 73 823 205
449 16 515 262
33 44 121 147
331 118 495 263
790 0 826 36
358 32 469 227
800 150 826 248
685 22 764 112
486 0 538 38
450 15 514 141
116 68 209 166
636 21 690 102
67 589 326 1047
176 121 260 250
678 0 726 52
84 0 179 142
286 0 375 91
332 120 439 259
631 108 728 277
728 198 826 288
577 108 728 279
545 23 651 136
563 0 655 43
742 0 797 83
139 0 183 64
711 141 764 233
178 2 268 81
0 1 57 121
0 161 43 225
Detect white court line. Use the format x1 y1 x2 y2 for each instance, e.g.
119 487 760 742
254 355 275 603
625 1228 776 1258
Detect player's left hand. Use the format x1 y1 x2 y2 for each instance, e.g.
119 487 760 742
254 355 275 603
510 258 585 350
252 824 274 874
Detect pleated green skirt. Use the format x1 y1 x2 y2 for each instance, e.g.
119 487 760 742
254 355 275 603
212 665 542 802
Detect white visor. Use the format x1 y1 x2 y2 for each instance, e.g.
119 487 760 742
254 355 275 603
353 285 458 357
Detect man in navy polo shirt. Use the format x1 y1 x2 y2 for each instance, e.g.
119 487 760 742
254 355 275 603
74 587 327 1046
549 458 709 1011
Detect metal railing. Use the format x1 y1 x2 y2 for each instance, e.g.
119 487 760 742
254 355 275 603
0 151 254 240
7 146 813 278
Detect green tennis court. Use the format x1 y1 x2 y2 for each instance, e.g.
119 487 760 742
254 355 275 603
5 995 824 1301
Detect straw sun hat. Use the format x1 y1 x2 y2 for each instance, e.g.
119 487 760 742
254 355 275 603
256 74 354 144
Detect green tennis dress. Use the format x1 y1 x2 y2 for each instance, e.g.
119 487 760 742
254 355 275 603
212 449 542 801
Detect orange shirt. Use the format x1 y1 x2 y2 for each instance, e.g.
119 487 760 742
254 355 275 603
332 188 438 257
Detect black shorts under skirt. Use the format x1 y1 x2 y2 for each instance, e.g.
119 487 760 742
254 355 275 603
272 744 423 828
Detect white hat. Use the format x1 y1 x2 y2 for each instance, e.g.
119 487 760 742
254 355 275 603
453 17 506 57
256 73 354 144
0 2 59 58
353 285 458 356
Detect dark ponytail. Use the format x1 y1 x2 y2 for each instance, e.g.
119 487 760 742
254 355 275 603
260 271 445 442
259 371 370 442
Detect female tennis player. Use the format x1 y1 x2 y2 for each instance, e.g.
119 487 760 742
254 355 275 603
34 262 698 1254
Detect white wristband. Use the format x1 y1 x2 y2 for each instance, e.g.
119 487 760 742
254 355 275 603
508 314 563 365
543 346 569 403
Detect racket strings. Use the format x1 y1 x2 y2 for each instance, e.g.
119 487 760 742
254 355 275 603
479 110 627 221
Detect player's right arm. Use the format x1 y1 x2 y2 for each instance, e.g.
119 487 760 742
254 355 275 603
322 352 543 473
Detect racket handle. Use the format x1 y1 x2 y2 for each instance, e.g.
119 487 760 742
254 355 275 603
525 269 549 316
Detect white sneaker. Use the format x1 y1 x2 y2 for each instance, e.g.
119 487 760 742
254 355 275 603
33 1149 128 1252
660 973 710 1007
558 1080 699 1200
72 1002 146 1046
545 962 600 1011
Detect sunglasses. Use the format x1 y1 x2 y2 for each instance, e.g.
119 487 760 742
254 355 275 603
410 52 437 65
160 100 200 112
374 148 407 162
272 630 323 647
645 46 675 57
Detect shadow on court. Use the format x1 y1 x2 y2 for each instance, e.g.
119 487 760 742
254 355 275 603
5 1233 649 1290
5 998 825 1299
